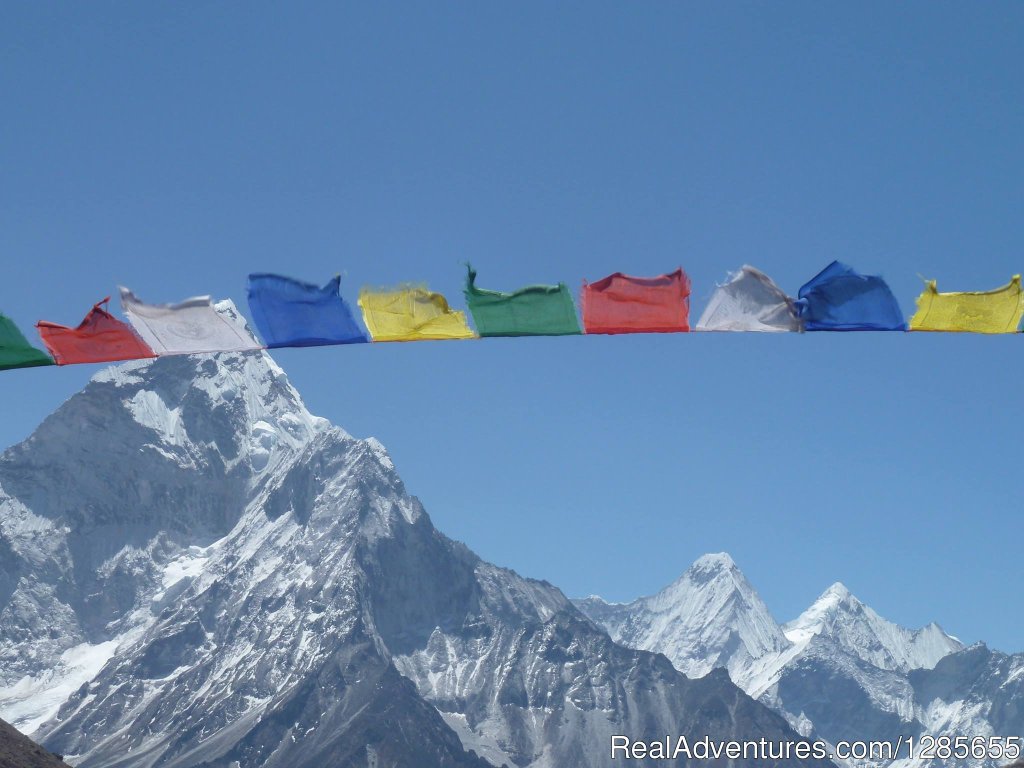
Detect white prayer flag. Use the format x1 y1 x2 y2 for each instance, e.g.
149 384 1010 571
119 288 263 355
696 265 801 332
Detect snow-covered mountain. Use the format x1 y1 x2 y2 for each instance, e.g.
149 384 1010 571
575 553 790 680
784 582 962 673
577 557 1022 768
0 318 825 767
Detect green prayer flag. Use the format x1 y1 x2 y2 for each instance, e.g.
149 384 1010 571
464 265 581 337
0 313 54 371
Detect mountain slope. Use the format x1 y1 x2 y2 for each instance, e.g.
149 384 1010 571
1 344 828 768
0 341 327 733
0 718 66 768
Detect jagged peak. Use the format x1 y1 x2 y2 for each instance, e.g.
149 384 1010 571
691 552 738 571
785 583 872 642
3 343 336 494
822 581 854 601
64 298 332 451
784 581 963 672
649 552 757 608
95 351 324 435
576 552 791 680
659 552 748 596
793 582 865 620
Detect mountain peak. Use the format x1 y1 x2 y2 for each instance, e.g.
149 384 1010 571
0 349 336 657
823 581 853 600
55 352 324 471
575 553 790 680
783 584 963 672
783 583 863 645
6 348 329 479
654 552 747 606
19 298 327 468
691 552 737 571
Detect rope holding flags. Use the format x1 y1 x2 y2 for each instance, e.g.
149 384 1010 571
2 262 1024 373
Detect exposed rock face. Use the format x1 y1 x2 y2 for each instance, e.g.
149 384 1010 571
0 718 66 768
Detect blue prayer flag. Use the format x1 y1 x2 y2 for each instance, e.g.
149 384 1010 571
247 274 368 348
795 261 905 331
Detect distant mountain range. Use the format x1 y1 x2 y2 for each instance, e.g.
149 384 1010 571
577 554 1023 768
0 306 827 767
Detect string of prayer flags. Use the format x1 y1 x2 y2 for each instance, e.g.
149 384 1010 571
695 265 800 333
0 313 54 371
464 265 581 336
581 269 691 334
247 274 367 348
794 261 905 331
13 260 1024 377
120 288 263 355
358 285 476 342
36 298 156 365
909 275 1024 334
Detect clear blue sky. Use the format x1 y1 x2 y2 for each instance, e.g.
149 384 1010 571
1 2 1021 652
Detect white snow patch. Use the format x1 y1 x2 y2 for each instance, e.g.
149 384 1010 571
159 544 217 592
127 390 183 444
0 639 119 734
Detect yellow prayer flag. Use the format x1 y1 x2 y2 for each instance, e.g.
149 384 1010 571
358 285 477 342
909 275 1024 333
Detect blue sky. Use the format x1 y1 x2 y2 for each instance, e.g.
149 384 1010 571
1 2 1021 652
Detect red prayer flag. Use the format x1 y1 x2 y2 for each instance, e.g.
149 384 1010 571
581 269 691 334
37 298 157 365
